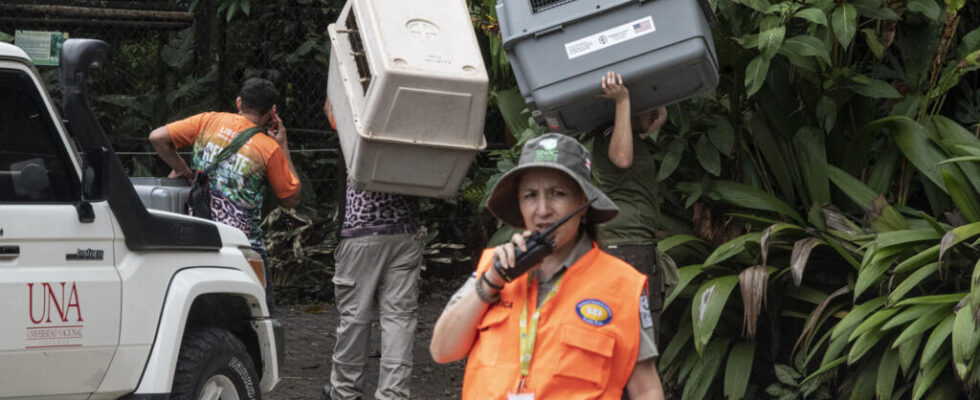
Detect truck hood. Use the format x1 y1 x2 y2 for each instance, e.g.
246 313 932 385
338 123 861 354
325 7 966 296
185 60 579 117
145 209 251 249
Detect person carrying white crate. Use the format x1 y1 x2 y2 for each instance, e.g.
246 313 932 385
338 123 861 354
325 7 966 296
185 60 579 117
322 99 423 400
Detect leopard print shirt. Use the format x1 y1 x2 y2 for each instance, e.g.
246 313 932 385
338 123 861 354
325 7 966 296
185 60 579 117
341 185 416 238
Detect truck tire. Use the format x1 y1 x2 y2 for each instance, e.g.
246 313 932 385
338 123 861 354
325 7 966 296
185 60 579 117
171 328 261 400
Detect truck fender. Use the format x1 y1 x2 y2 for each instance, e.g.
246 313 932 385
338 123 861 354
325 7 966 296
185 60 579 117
132 267 279 395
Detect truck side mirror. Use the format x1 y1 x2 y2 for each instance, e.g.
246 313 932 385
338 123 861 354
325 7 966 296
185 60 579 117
82 147 109 202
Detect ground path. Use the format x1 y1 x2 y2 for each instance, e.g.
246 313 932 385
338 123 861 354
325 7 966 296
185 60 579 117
267 276 467 399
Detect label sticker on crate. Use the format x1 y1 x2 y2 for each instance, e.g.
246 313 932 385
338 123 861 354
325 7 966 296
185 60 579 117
564 16 656 60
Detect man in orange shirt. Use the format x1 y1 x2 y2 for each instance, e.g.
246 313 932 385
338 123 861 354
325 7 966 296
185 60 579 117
149 77 301 307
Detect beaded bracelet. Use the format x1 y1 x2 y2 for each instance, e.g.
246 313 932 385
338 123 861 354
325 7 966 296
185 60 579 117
480 271 504 290
474 275 500 304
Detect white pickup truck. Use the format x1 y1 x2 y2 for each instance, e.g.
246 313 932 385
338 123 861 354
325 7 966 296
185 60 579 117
0 39 281 399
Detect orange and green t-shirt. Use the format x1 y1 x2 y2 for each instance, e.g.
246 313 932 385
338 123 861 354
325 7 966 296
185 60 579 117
168 112 300 250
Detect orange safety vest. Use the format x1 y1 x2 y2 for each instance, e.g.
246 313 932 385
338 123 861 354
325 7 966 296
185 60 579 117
462 243 646 400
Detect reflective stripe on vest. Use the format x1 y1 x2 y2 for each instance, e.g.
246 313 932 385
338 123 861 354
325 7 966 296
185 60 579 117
461 244 646 400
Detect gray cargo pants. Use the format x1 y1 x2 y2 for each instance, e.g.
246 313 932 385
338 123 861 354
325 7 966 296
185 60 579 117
329 233 422 400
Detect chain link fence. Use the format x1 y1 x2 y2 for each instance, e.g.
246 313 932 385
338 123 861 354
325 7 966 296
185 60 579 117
1 0 508 302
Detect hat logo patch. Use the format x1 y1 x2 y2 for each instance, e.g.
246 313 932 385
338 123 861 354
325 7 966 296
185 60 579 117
576 299 612 326
540 138 558 149
535 149 558 162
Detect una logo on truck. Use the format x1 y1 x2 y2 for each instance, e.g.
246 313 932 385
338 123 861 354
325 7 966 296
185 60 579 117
26 282 84 348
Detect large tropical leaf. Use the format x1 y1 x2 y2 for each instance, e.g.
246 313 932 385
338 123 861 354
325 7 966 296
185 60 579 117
658 235 706 253
892 303 954 347
876 347 901 400
748 113 798 204
881 303 946 331
892 244 940 274
831 297 887 341
781 34 832 66
875 229 942 248
757 16 785 60
942 168 980 222
660 315 693 368
906 0 941 21
703 232 763 267
851 78 903 99
707 114 735 154
709 181 804 223
925 116 980 194
848 307 897 342
793 7 827 24
952 305 980 379
495 87 531 138
855 246 901 298
938 221 980 265
665 264 705 309
847 326 886 364
723 341 756 400
864 116 967 193
793 286 849 357
691 276 740 354
919 313 953 369
827 165 878 208
888 262 940 305
897 332 923 376
695 135 722 176
658 140 686 182
913 354 951 400
793 127 831 206
744 55 770 98
682 338 730 400
831 3 857 48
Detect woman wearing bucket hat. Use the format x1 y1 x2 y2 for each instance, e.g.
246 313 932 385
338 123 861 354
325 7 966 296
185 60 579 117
430 133 664 399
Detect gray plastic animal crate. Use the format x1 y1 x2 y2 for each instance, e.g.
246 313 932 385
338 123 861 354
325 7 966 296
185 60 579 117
131 177 190 214
498 0 719 133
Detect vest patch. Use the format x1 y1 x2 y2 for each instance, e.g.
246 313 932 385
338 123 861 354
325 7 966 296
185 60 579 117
576 299 612 326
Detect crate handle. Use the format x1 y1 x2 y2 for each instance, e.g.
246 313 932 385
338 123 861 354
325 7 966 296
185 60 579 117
534 24 564 39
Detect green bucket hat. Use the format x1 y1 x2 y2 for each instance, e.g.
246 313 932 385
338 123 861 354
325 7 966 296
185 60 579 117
486 133 618 229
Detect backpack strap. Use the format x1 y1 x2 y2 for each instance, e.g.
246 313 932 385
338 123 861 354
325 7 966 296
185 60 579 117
203 126 264 175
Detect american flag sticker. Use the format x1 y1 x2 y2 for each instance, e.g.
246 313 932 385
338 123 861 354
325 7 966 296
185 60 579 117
633 19 653 34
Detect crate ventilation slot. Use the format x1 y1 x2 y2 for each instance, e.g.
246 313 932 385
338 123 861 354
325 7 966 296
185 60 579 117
530 0 577 13
345 10 372 94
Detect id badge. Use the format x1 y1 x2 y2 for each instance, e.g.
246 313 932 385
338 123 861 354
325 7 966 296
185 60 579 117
506 392 535 400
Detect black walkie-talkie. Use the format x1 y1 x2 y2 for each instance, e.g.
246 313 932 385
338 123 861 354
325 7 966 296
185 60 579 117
492 197 597 282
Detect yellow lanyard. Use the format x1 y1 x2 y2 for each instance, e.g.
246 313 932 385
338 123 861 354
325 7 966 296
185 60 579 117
517 272 564 391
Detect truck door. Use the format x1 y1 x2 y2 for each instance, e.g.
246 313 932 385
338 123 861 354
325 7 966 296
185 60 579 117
0 63 121 398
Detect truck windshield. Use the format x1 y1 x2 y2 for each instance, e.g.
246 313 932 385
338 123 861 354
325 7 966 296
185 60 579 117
0 68 79 202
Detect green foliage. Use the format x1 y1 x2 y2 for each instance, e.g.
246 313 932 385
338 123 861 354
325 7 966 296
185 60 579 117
644 0 980 397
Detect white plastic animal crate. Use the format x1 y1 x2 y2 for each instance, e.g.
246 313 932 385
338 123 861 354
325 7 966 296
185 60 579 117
327 0 489 198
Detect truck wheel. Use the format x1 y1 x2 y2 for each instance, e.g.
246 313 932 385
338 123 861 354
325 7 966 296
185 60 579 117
171 328 261 400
